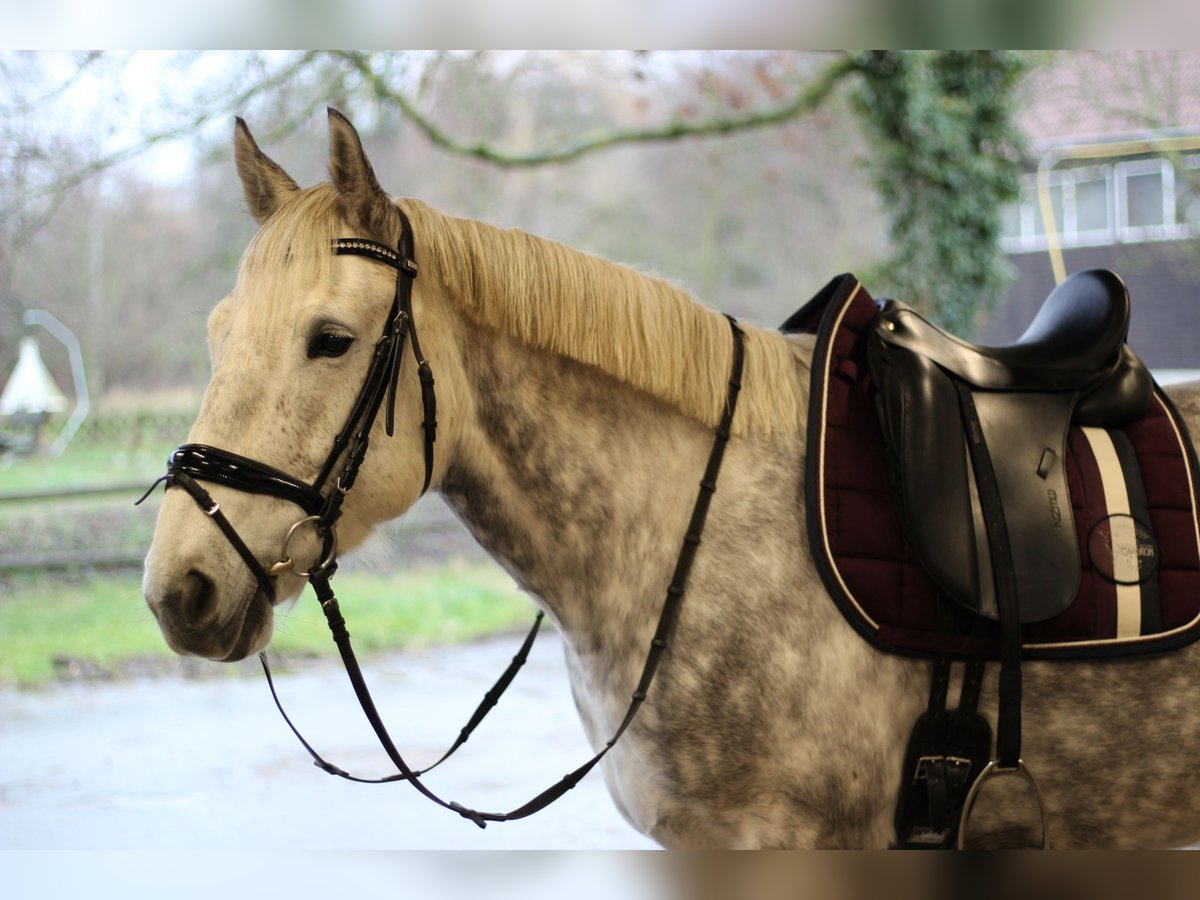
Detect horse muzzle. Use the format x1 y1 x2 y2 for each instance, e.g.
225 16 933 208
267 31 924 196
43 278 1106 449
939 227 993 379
144 564 275 662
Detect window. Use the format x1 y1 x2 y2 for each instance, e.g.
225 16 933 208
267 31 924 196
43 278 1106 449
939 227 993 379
1002 155 1196 253
1176 155 1200 229
1029 176 1066 238
1116 159 1172 237
1074 173 1111 235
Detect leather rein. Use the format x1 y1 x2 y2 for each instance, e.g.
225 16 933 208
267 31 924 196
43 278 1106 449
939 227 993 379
142 208 747 828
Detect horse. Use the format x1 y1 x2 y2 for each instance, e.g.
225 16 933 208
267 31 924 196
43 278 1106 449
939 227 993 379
142 109 1200 849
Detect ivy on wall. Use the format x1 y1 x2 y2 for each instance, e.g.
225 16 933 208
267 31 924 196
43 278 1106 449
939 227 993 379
850 50 1030 337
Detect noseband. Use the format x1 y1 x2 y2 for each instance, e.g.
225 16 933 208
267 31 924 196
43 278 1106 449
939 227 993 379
142 206 748 829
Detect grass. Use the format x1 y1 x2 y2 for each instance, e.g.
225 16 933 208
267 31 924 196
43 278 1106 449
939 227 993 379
0 561 537 687
0 438 176 493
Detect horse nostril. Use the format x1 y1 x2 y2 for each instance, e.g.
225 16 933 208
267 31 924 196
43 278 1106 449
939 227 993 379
180 568 218 625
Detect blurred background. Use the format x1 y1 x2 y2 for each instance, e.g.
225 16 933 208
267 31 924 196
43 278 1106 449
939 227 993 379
2 51 1198 631
1 49 1198 862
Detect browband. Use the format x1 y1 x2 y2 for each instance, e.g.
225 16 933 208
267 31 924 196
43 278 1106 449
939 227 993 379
334 237 418 278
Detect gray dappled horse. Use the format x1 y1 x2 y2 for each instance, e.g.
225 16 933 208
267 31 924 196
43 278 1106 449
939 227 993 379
143 111 1200 848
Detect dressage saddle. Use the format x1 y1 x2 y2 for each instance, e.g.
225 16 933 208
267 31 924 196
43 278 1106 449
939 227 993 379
868 269 1152 623
868 269 1154 847
793 267 1200 847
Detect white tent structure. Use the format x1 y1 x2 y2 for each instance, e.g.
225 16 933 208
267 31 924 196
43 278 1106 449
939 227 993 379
2 311 88 456
0 336 69 416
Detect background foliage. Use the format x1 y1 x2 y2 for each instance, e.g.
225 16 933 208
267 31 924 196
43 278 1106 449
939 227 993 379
853 50 1029 334
0 50 1034 411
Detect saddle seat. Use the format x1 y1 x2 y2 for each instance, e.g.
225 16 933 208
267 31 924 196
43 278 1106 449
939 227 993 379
868 269 1154 624
876 269 1151 423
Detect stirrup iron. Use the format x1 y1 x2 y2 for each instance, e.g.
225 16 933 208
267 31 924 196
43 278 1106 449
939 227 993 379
956 759 1050 849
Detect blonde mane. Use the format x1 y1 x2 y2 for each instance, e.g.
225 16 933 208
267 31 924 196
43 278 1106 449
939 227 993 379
402 199 808 436
237 186 808 436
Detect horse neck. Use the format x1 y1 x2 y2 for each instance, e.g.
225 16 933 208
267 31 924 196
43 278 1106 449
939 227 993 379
438 317 717 640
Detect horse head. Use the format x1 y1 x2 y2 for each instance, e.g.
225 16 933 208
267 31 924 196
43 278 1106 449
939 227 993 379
143 110 443 661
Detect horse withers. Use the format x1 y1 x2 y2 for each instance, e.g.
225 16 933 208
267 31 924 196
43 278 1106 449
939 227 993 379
142 110 1200 848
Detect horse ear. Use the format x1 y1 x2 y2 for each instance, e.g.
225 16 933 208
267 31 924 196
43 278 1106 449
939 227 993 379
326 107 399 240
234 117 301 225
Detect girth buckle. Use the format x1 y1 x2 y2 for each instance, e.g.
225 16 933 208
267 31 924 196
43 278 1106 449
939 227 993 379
912 754 972 784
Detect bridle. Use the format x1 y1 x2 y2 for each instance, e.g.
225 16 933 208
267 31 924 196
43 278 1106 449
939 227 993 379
141 205 746 828
142 208 436 599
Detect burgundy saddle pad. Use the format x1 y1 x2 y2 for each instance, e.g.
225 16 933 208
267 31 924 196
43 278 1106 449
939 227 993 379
786 274 1200 660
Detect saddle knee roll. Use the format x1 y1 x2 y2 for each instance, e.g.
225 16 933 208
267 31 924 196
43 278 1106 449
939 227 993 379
872 346 987 613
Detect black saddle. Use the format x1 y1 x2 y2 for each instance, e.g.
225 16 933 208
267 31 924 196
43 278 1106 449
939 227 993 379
868 269 1153 624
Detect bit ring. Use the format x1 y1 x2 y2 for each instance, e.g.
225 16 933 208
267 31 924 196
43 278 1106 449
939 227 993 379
268 515 337 578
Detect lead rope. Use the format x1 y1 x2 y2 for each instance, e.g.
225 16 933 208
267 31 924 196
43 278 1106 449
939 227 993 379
264 315 746 826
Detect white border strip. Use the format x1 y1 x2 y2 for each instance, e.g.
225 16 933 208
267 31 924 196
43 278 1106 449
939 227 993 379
1080 426 1142 638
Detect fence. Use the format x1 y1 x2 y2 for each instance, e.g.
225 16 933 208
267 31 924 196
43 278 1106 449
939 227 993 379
0 484 478 575
71 410 199 448
0 482 156 572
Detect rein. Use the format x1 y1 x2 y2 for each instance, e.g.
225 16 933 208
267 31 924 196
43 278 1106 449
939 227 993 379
142 211 746 828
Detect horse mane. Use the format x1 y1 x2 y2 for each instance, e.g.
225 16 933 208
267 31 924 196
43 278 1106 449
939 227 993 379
402 199 808 436
238 185 808 436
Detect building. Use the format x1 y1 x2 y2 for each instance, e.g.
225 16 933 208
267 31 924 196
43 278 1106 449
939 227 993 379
979 51 1200 380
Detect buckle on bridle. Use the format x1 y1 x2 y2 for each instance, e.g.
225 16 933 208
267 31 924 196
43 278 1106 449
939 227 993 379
268 515 338 578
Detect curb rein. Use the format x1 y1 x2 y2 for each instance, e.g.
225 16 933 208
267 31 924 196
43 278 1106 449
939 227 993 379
142 208 747 828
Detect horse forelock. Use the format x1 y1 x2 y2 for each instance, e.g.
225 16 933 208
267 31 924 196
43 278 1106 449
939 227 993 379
236 186 343 297
402 199 808 436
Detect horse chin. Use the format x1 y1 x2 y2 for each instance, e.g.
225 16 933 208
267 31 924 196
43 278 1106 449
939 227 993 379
216 590 275 662
153 587 275 663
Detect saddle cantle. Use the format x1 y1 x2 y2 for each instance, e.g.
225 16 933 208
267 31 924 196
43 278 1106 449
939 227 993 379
867 270 1153 623
787 272 1200 660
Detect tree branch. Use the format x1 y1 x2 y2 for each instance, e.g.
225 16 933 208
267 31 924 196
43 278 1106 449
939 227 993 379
337 51 860 168
1 51 322 228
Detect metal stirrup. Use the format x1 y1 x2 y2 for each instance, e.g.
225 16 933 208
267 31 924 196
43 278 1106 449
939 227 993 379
957 759 1050 849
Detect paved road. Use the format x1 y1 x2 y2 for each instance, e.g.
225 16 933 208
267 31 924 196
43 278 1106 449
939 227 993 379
0 630 657 852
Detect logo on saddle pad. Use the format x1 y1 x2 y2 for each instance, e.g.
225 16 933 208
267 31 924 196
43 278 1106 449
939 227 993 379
1088 514 1160 586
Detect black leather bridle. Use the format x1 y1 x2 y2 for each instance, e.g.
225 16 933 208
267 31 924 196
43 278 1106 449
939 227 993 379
143 208 436 601
142 206 747 828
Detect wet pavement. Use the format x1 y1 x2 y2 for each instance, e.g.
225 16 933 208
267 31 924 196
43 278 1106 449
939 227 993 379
0 629 657 851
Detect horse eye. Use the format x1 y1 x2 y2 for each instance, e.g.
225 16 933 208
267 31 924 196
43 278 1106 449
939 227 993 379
308 330 354 359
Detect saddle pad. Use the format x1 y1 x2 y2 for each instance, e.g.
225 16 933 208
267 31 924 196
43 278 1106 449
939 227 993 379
787 274 1200 660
